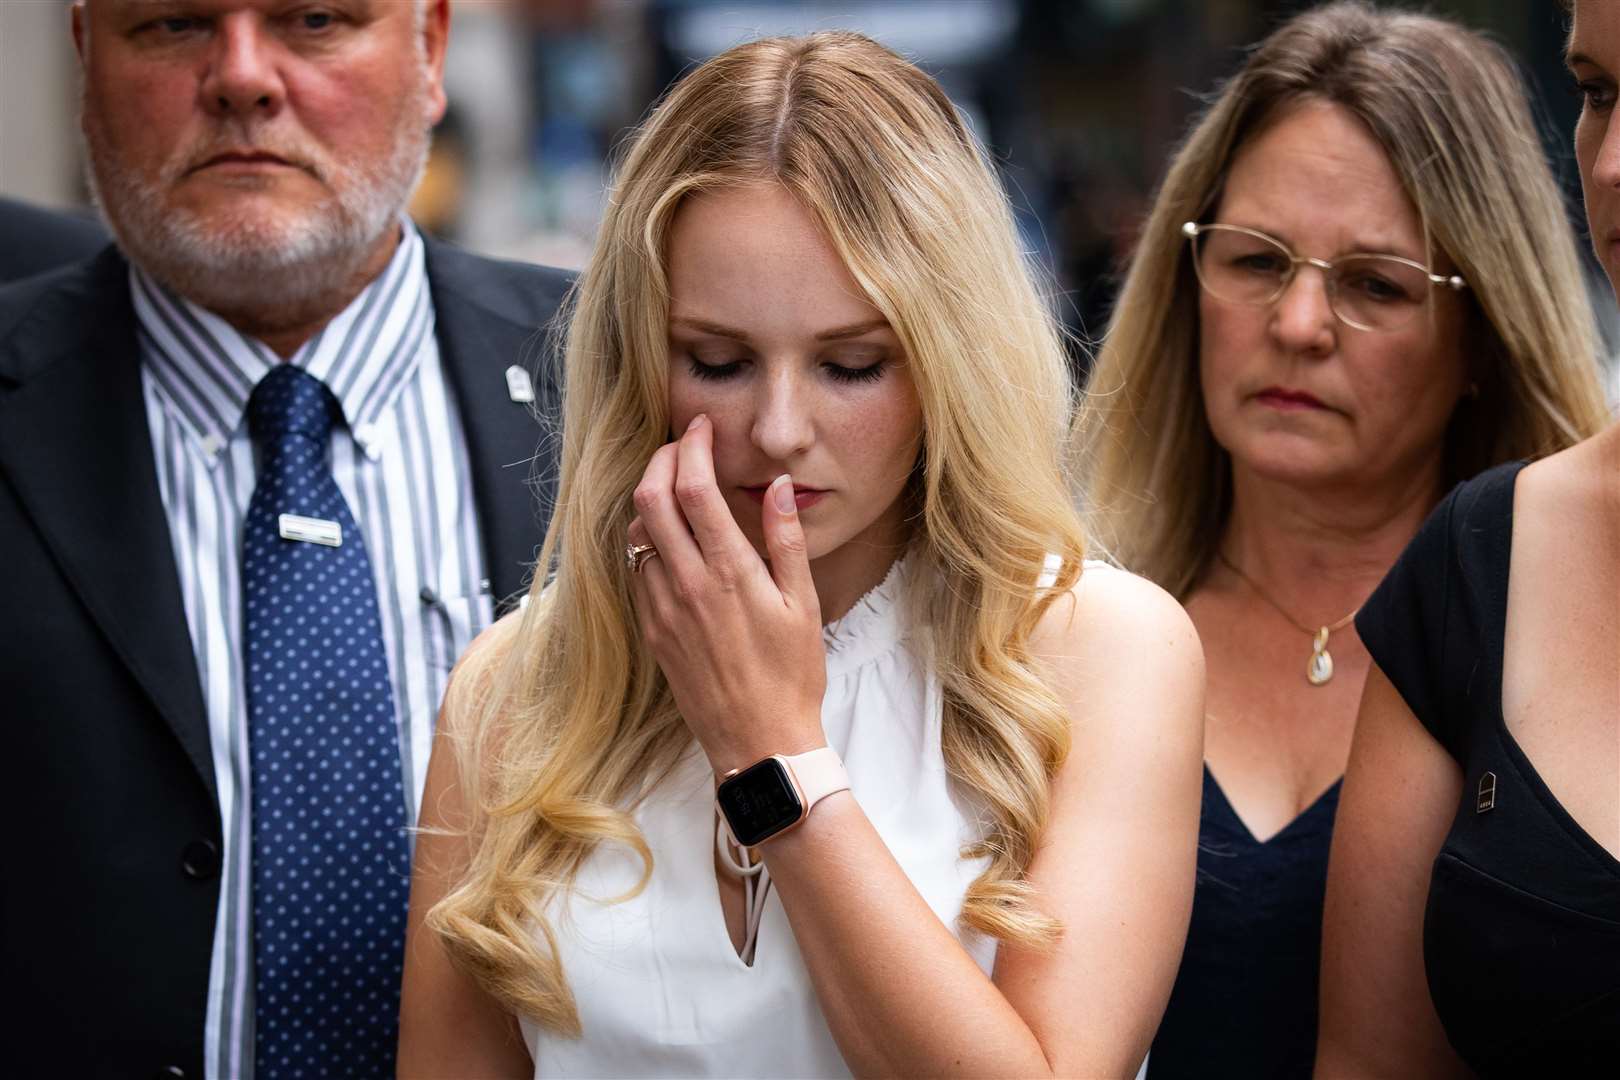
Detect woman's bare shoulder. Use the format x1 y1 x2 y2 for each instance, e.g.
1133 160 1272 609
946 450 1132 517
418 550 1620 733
440 609 527 737
1034 562 1199 658
1031 561 1205 744
1521 419 1620 511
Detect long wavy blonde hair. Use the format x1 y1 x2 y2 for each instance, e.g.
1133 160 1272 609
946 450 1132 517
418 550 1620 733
1077 0 1612 598
428 31 1087 1033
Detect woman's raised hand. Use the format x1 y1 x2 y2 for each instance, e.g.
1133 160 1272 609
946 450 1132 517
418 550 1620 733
627 414 828 774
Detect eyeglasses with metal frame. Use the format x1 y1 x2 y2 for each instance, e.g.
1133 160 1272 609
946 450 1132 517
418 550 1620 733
1182 221 1467 333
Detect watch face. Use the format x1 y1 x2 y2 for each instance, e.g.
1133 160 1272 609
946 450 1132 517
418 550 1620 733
716 758 804 846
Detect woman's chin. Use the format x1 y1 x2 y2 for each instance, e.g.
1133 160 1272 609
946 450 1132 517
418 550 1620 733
1229 443 1359 490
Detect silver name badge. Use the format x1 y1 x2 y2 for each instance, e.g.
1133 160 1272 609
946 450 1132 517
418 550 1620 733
505 364 535 404
278 514 343 547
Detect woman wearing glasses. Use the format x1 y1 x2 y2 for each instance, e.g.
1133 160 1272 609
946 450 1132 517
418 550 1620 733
1076 2 1610 1075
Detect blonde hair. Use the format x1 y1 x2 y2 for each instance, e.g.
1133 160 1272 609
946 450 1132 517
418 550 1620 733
1077 0 1612 597
428 31 1087 1032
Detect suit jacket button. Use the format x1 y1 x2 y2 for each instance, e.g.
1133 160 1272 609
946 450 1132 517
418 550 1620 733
181 839 220 879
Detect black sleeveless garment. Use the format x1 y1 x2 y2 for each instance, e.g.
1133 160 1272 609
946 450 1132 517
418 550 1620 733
1356 461 1620 1075
1148 767 1340 1078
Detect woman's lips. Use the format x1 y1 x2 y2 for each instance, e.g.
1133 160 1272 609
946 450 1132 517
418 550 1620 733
740 485 829 510
1254 387 1328 411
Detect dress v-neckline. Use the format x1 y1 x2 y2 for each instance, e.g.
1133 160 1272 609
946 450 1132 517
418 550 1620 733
1203 764 1341 846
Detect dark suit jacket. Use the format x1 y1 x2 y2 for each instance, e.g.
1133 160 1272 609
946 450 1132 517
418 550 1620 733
0 196 111 283
0 239 570 1078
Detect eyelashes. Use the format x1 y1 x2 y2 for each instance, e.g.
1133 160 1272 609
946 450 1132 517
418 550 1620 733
685 358 744 382
683 357 889 385
826 362 888 385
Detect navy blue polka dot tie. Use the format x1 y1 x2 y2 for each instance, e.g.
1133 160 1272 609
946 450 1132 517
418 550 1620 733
244 365 409 1078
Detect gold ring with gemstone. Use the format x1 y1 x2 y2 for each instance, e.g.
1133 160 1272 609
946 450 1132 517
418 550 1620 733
625 542 659 574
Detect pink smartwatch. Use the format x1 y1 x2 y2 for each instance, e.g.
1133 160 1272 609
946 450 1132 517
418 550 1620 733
715 746 851 846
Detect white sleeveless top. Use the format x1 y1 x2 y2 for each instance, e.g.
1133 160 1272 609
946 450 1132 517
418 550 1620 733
520 557 998 1078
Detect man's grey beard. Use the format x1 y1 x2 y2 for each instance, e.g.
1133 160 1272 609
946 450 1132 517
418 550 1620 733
82 108 431 318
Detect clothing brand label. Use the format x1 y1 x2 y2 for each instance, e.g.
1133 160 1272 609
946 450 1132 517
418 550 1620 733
278 514 343 547
505 364 535 404
1476 771 1497 813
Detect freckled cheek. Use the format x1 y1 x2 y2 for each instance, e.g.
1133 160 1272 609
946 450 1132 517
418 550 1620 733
838 396 923 494
668 383 752 480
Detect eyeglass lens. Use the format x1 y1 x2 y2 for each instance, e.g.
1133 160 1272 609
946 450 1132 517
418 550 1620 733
1192 227 1434 332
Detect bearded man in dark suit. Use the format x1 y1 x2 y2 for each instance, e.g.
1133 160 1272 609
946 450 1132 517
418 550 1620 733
0 2 570 1076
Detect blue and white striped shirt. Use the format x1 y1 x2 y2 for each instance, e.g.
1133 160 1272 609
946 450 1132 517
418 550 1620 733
133 224 493 1080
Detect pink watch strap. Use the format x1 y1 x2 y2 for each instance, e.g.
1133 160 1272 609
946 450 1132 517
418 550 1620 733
782 746 851 814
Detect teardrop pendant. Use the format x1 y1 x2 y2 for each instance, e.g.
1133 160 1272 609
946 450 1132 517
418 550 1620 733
1307 626 1334 686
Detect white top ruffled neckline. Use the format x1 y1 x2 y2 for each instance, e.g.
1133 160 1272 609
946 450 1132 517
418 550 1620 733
521 554 996 1078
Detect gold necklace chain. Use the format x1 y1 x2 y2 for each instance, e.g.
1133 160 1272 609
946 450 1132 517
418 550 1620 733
1214 551 1360 634
1214 550 1364 686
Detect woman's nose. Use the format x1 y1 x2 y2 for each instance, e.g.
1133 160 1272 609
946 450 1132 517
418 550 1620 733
1268 266 1337 355
1593 112 1620 192
749 368 815 460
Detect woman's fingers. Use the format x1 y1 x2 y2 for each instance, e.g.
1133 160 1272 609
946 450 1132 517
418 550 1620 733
631 442 702 575
761 474 819 617
625 515 684 664
673 415 752 565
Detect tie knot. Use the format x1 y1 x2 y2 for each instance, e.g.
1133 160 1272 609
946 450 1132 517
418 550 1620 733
247 365 339 444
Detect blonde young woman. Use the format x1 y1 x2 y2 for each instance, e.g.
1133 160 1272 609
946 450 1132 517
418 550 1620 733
398 32 1204 1079
1319 0 1620 1072
1075 2 1610 1076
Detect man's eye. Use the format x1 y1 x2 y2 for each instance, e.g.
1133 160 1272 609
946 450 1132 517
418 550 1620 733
150 16 202 34
285 9 338 33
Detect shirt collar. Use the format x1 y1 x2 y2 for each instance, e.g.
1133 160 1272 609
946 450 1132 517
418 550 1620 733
132 221 434 462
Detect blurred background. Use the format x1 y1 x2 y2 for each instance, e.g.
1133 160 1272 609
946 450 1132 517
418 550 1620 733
3 0 1612 388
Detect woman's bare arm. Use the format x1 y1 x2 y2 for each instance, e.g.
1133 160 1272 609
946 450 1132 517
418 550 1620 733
1315 663 1468 1079
398 620 533 1080
764 566 1205 1077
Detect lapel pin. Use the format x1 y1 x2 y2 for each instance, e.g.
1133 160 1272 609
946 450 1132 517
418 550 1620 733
278 513 343 547
1476 771 1497 813
505 365 535 404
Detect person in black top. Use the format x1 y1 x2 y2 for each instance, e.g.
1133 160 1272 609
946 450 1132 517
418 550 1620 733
1075 4 1612 1075
1318 2 1620 1073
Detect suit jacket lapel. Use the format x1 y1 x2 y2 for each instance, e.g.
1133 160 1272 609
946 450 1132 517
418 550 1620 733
425 238 564 616
0 251 215 800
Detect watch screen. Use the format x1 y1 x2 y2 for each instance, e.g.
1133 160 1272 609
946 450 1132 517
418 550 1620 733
716 758 803 846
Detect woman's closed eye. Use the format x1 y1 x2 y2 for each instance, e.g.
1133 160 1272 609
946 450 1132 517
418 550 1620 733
685 350 749 381
823 353 889 384
680 350 892 384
